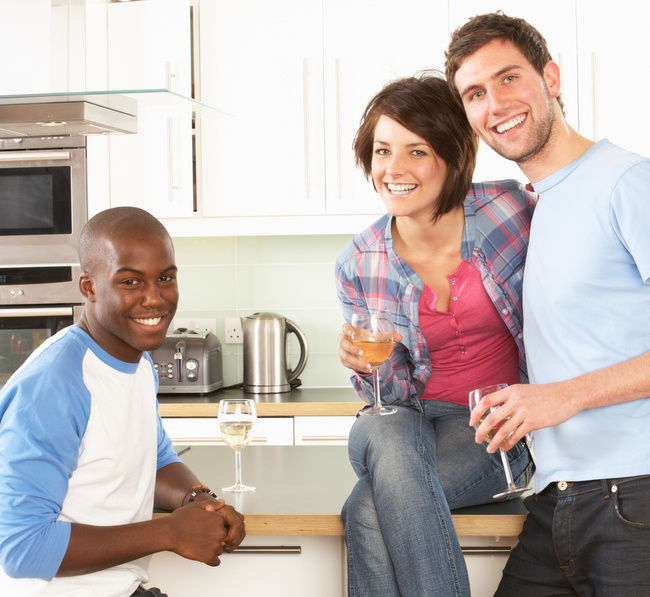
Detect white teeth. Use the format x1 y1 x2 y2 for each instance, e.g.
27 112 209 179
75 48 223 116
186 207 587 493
387 183 417 194
496 114 526 133
134 317 162 326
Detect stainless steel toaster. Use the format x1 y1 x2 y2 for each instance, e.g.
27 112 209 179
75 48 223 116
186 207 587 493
150 331 224 394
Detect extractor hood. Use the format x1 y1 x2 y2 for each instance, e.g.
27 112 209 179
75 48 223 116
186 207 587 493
0 93 137 138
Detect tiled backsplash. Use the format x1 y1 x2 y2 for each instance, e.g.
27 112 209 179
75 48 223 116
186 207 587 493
172 234 355 388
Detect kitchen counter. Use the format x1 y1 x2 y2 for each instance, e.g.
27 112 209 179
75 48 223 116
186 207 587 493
155 445 528 537
157 386 362 418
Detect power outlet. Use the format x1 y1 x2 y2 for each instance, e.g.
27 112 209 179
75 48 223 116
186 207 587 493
173 318 215 335
224 316 243 344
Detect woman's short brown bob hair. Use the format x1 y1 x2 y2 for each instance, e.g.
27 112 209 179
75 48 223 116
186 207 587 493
353 70 478 222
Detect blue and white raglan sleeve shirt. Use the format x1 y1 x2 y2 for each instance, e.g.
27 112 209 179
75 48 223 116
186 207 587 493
0 325 180 597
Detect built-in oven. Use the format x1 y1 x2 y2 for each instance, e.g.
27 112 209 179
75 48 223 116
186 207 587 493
0 135 88 387
0 304 83 389
0 135 87 267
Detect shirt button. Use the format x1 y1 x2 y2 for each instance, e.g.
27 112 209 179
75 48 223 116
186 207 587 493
452 296 458 301
501 308 508 314
451 280 456 285
558 481 568 491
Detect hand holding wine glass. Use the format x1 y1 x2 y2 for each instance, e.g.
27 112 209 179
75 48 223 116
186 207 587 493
349 310 397 416
469 384 528 499
218 398 257 492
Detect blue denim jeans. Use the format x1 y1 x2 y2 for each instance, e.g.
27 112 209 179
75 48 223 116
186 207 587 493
496 475 650 596
342 400 533 597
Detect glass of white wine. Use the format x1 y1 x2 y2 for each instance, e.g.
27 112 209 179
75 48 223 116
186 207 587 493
469 384 528 499
218 398 257 493
350 309 397 416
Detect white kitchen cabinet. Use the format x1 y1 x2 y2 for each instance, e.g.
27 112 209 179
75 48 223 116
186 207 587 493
194 0 448 230
576 0 650 157
103 0 196 219
144 535 345 596
162 416 294 446
294 415 354 446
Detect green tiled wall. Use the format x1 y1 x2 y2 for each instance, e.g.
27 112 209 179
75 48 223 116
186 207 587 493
172 235 355 388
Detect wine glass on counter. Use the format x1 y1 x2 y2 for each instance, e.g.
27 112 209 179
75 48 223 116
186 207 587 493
218 398 257 493
469 384 528 499
350 310 397 416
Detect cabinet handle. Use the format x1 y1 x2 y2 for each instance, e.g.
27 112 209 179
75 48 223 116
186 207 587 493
334 58 342 200
233 546 301 555
167 117 180 202
302 58 311 199
461 547 512 555
171 437 269 444
591 52 598 139
299 436 349 442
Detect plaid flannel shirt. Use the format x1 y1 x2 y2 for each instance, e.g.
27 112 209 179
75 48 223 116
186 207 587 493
335 179 537 406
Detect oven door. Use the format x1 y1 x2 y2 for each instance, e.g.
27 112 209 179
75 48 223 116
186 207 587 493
0 305 81 388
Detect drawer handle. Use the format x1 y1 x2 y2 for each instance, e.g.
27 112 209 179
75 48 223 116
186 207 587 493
300 436 349 442
233 545 302 555
461 547 512 555
171 437 269 444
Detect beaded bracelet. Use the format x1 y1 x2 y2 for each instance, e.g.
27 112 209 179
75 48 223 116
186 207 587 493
182 484 218 506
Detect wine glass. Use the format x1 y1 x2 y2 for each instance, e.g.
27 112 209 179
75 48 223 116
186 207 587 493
349 310 397 416
218 398 257 492
469 384 528 499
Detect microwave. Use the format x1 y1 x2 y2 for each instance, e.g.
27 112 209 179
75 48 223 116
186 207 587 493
0 135 87 268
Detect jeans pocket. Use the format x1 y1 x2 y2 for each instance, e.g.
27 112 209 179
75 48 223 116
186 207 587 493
611 475 650 528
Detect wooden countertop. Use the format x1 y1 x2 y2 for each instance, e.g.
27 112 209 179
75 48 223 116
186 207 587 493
158 387 362 418
154 446 528 537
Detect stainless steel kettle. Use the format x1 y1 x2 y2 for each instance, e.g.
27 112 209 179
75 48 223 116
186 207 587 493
242 312 309 394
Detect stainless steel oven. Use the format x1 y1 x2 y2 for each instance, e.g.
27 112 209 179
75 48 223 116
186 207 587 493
0 304 82 389
0 135 87 267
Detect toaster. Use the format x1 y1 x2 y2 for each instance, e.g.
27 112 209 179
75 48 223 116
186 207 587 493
150 331 224 394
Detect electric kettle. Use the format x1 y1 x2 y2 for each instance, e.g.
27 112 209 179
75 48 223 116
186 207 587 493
242 312 309 394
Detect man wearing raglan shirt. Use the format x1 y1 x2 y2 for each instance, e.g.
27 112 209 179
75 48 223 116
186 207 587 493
445 12 650 596
0 206 245 596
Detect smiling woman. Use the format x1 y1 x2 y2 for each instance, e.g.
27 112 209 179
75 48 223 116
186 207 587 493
77 206 179 363
334 71 536 597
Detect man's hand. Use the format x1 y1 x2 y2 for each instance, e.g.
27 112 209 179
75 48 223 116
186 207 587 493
165 500 245 566
469 383 581 453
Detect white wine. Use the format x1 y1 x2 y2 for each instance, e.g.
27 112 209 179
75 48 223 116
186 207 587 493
219 421 254 450
475 419 494 443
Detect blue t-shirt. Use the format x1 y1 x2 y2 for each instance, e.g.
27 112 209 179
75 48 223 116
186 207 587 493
524 139 650 491
0 325 180 595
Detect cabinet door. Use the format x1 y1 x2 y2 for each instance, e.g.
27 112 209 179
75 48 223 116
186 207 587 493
163 417 294 446
106 0 195 218
197 0 326 218
321 0 449 216
294 416 355 445
576 0 650 156
448 1 579 183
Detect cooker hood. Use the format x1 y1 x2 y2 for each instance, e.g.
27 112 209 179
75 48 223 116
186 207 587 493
0 93 137 138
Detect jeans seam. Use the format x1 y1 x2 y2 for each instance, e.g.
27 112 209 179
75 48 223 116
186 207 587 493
417 415 465 597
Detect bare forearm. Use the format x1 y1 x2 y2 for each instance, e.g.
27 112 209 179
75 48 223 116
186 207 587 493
566 351 650 411
153 461 202 511
58 518 174 577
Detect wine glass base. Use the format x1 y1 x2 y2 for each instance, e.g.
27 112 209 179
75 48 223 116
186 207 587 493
493 486 529 499
359 405 398 416
222 484 256 493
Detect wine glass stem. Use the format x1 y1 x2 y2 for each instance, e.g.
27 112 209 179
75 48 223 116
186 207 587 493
499 450 515 486
372 368 382 409
235 449 243 487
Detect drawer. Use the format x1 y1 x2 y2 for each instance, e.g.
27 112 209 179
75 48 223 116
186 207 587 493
163 417 294 446
294 416 355 445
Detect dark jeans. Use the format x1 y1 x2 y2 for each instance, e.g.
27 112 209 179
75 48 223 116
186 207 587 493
496 475 650 596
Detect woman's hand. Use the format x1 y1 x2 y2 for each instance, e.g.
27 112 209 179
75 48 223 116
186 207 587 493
338 323 402 375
